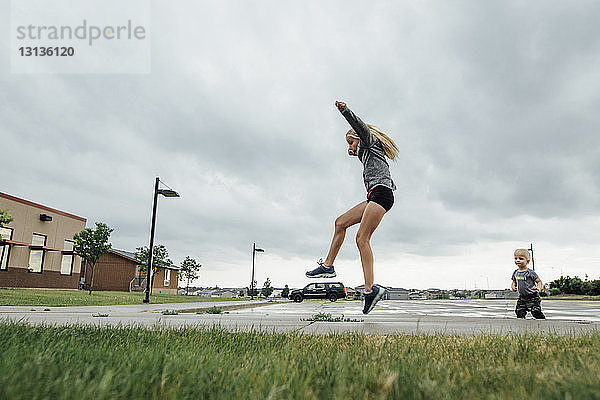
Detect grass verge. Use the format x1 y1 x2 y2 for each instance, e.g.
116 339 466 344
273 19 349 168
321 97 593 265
548 294 600 300
1 322 599 399
0 287 245 307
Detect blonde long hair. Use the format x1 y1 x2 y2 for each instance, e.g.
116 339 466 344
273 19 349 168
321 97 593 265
346 125 399 160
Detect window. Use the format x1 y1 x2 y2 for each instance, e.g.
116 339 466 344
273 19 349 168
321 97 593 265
28 233 46 273
315 283 325 289
164 269 171 286
0 227 13 271
60 240 74 275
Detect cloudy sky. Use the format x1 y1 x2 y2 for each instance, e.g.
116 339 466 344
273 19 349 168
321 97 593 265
2 1 600 290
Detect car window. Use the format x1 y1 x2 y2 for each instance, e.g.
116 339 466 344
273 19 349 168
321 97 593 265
306 284 316 290
315 283 325 289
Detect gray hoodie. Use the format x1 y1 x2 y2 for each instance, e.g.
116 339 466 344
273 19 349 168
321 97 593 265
341 107 396 192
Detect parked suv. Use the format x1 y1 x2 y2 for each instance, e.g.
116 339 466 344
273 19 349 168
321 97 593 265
290 282 346 302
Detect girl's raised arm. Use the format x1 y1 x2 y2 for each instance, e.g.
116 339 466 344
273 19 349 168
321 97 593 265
335 101 373 146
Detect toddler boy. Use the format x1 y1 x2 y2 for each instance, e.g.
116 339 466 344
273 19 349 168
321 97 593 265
511 248 546 319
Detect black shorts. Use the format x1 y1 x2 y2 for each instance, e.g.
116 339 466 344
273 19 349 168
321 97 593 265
367 185 394 212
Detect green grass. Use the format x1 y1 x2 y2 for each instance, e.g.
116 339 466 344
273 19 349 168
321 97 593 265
0 323 599 399
303 312 364 322
0 287 244 307
548 294 600 300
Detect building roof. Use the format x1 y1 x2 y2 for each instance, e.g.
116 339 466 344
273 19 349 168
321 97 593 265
0 191 86 222
110 249 138 263
109 249 181 270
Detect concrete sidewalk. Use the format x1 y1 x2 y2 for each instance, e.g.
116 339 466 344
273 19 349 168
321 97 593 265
2 299 599 335
0 300 271 315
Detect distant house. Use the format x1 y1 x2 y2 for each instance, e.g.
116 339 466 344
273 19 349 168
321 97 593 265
219 290 236 298
353 286 407 300
386 287 410 300
408 291 427 300
194 289 219 297
353 285 411 300
354 285 367 300
425 288 443 299
0 191 86 289
484 290 518 299
86 249 180 295
345 287 358 299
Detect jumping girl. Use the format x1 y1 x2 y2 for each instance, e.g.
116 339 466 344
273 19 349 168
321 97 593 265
306 101 398 314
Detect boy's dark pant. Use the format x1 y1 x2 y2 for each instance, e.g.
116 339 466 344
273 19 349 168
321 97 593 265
515 294 545 319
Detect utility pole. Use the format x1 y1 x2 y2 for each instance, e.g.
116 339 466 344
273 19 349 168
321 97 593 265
529 243 535 271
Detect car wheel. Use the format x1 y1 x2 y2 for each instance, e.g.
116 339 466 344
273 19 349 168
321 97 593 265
293 294 303 302
328 294 337 302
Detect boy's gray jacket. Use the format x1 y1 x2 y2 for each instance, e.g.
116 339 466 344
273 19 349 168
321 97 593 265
341 107 396 192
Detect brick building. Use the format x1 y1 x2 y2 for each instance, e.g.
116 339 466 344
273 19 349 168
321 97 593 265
0 192 86 289
87 249 180 294
83 249 139 292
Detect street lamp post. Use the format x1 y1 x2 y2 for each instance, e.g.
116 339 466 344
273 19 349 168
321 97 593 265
143 177 179 304
480 275 490 290
529 243 535 271
250 242 264 300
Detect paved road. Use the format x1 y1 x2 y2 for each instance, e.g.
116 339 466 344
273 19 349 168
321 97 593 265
1 299 599 335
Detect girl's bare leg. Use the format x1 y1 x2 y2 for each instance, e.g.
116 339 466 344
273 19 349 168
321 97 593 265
323 202 367 267
356 202 387 292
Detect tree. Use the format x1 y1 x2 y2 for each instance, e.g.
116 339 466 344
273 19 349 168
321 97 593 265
0 209 13 242
281 284 289 299
549 288 561 296
550 275 585 295
551 275 600 296
135 244 172 291
0 209 13 227
587 280 600 296
261 278 274 298
73 222 113 294
246 280 259 298
180 256 202 295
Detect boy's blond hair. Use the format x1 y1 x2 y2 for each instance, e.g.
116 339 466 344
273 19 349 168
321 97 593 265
514 248 531 261
346 125 399 160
